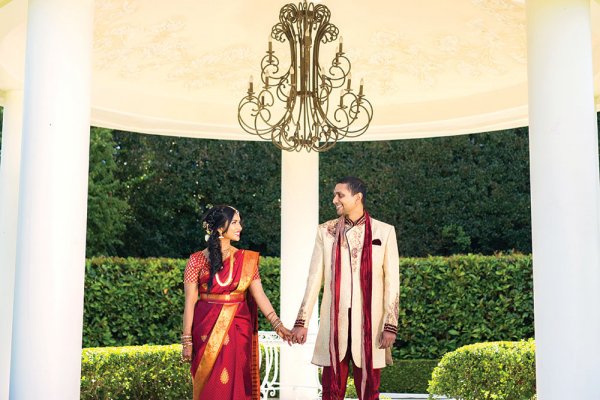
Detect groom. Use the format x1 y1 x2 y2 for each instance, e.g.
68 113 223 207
291 176 400 400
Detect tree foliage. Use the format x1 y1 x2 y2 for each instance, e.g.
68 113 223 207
10 112 598 257
319 129 532 256
112 131 281 258
82 115 600 257
86 128 130 256
105 129 534 257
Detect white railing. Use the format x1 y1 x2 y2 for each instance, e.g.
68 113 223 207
258 331 283 399
258 331 323 399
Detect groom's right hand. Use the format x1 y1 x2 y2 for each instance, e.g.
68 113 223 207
291 326 308 344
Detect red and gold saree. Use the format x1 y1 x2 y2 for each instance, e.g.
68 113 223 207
185 249 260 400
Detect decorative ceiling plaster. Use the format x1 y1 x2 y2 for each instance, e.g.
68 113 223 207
0 0 599 140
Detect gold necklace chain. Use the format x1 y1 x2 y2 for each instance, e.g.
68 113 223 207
222 247 231 260
215 250 235 287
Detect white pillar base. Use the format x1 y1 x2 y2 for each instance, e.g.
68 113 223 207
0 90 24 400
9 0 93 398
527 0 600 398
280 150 321 400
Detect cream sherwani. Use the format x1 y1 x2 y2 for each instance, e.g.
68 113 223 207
295 216 400 369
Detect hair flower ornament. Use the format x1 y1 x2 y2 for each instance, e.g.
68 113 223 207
202 221 212 242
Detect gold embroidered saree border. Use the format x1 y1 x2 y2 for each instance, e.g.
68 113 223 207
192 250 259 399
193 303 238 399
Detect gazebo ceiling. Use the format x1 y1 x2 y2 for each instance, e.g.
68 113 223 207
1 0 600 140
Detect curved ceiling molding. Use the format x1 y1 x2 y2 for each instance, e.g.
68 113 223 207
2 0 600 140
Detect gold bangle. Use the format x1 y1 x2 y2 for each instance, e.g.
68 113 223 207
270 317 281 329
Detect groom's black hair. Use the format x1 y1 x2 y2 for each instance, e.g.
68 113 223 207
336 176 367 205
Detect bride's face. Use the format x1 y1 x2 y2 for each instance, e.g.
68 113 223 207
222 214 242 242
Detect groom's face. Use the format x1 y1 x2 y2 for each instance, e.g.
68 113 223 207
332 183 362 216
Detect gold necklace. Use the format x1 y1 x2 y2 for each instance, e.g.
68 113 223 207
221 247 231 260
215 251 235 287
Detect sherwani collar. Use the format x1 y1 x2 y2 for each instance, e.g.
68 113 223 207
344 212 366 228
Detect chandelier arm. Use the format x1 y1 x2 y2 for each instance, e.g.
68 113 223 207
327 55 350 89
261 54 281 85
238 98 263 135
310 93 331 131
278 4 299 31
276 82 291 103
258 89 275 109
345 99 374 137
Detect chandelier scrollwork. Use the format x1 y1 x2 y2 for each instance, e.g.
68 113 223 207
237 1 373 152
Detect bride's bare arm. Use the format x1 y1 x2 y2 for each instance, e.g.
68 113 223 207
181 282 199 361
249 280 292 344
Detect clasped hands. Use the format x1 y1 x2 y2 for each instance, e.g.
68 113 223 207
273 326 310 345
277 326 308 346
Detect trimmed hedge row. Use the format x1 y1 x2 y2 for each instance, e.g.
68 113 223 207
80 345 436 398
83 256 281 347
81 345 190 400
397 254 533 359
84 254 534 360
382 359 440 394
428 340 536 400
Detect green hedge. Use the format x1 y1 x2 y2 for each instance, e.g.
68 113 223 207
81 345 190 399
381 359 440 394
396 254 533 359
84 258 185 347
80 345 436 398
83 256 281 347
428 340 536 400
84 254 534 360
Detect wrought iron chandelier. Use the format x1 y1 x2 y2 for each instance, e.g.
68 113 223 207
237 1 373 152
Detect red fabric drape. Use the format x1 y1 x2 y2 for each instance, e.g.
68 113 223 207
328 212 376 399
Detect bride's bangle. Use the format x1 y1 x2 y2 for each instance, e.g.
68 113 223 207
269 317 281 329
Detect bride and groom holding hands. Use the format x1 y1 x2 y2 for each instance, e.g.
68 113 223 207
182 176 400 400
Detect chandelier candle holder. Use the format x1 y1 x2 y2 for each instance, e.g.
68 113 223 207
237 1 373 152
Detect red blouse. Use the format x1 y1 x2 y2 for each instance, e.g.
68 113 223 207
184 250 260 284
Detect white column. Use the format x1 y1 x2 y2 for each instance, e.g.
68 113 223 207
280 150 320 400
0 90 24 400
526 1 600 399
9 0 93 399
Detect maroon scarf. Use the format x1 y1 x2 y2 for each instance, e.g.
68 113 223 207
328 211 375 398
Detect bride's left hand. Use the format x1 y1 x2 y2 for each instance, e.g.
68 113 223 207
276 325 294 346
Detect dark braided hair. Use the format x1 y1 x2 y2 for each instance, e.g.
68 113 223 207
201 205 239 291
